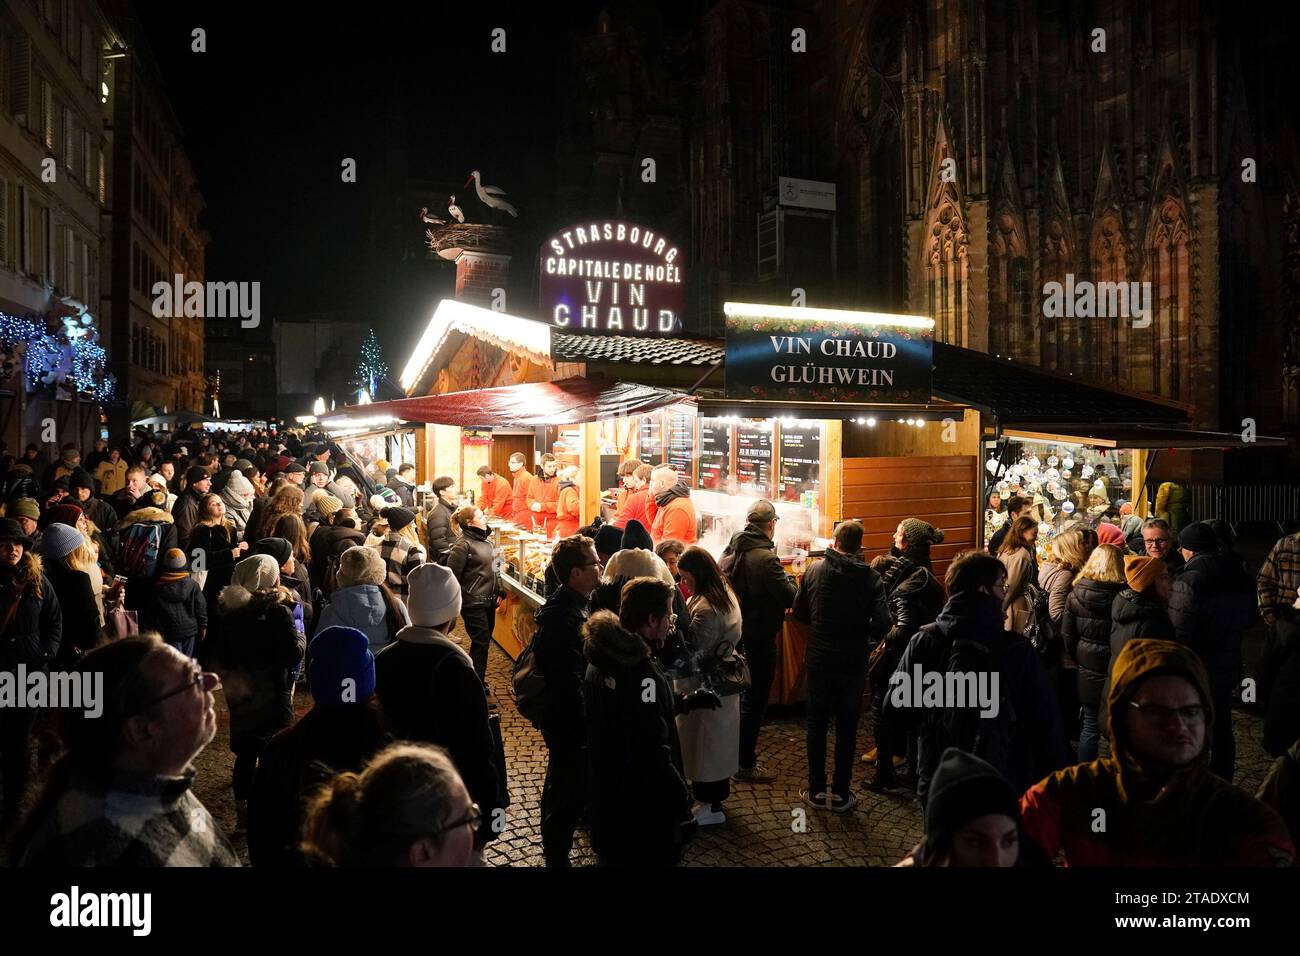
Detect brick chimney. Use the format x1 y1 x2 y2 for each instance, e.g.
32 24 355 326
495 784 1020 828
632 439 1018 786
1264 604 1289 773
454 250 512 309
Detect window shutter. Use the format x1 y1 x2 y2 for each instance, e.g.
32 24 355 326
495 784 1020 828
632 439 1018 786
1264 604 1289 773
0 178 8 266
42 80 55 150
10 37 30 124
63 107 74 169
65 227 76 297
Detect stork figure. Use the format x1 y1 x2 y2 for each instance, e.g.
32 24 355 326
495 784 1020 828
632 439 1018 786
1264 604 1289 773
418 206 445 226
447 195 465 223
465 169 519 218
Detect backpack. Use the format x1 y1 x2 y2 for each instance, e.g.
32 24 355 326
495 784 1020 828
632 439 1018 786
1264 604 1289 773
119 522 163 578
1022 580 1059 664
511 629 549 728
937 636 1017 776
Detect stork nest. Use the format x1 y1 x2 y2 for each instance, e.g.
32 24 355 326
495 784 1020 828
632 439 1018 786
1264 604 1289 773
425 223 511 257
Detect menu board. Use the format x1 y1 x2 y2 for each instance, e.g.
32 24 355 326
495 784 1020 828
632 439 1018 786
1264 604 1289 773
666 411 695 482
638 416 663 465
696 419 731 490
778 423 821 502
735 422 773 492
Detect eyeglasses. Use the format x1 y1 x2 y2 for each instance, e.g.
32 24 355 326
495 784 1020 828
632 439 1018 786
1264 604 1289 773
135 670 219 713
1129 701 1206 724
430 802 481 837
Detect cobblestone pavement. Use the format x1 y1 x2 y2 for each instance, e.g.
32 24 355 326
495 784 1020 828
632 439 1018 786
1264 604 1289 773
193 622 1278 867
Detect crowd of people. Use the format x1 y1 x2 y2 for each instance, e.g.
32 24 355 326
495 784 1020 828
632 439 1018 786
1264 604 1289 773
0 427 1297 868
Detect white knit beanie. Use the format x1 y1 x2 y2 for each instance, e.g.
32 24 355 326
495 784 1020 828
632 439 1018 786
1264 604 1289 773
604 547 675 587
232 553 280 592
406 563 462 628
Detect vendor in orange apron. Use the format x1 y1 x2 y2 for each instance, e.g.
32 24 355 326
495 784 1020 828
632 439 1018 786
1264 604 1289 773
526 454 560 534
508 452 534 527
476 465 513 519
554 464 582 539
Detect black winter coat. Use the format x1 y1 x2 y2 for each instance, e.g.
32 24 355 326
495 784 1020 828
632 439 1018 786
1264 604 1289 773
530 585 591 745
44 562 101 667
793 547 890 673
202 591 304 751
0 557 62 670
189 522 239 608
882 589 1066 799
374 628 505 846
1102 588 1175 730
582 612 691 866
423 499 456 564
249 700 391 866
447 525 498 607
718 525 796 650
1062 577 1125 708
172 489 203 547
1168 550 1258 696
140 576 207 645
307 525 365 593
1264 620 1300 757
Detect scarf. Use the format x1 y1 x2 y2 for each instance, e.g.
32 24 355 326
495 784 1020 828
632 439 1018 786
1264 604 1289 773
157 571 189 585
654 480 690 509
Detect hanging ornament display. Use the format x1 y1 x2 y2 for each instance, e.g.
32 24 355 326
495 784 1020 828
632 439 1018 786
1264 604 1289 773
1061 500 1076 514
986 457 999 474
1047 455 1060 467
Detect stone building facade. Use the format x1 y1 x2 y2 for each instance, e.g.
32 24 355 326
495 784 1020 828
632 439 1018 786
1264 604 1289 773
688 0 1300 438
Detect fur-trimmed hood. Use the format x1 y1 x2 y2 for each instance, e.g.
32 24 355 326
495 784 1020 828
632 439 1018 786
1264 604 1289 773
216 583 294 615
116 506 175 530
0 550 45 596
583 609 650 671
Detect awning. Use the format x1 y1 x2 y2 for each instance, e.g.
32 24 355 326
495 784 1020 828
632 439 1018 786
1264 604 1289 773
321 376 691 429
931 342 1190 425
1000 424 1289 450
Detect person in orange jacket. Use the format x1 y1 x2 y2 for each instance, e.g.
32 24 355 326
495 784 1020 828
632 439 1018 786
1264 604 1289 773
612 463 652 530
648 464 697 544
527 454 561 534
476 465 513 519
508 452 534 527
554 464 582 539
613 459 641 514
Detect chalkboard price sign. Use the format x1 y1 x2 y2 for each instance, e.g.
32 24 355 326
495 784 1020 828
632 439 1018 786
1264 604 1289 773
735 423 773 492
666 411 694 482
778 423 821 502
696 419 731 490
639 416 663 466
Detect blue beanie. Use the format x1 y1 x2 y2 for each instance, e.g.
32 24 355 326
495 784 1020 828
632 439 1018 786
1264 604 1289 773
308 626 376 707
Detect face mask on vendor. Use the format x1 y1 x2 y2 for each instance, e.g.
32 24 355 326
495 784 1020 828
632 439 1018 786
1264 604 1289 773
508 458 523 473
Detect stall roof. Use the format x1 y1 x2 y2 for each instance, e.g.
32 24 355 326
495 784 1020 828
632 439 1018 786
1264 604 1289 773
930 343 1189 426
1001 425 1289 450
322 376 691 429
553 333 723 367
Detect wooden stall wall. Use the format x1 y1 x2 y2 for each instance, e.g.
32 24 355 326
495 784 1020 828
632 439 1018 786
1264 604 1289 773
840 455 978 580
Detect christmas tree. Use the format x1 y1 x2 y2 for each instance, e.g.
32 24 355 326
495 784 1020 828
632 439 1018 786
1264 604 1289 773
354 328 389 397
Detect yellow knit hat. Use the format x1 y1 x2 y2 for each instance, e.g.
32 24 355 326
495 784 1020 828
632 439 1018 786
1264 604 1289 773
1123 554 1166 593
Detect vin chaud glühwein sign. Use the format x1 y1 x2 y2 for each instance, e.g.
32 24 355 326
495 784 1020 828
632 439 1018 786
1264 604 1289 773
539 221 684 335
724 304 934 403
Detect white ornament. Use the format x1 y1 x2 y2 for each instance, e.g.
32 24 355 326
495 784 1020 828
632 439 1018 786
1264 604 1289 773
1061 500 1076 514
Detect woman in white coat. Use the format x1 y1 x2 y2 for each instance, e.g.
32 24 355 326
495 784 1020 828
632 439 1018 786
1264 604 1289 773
674 546 742 827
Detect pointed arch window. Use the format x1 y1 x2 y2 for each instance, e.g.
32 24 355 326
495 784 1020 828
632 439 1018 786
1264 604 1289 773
1144 197 1190 400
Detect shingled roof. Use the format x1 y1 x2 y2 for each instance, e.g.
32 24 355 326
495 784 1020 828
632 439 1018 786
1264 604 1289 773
552 333 724 367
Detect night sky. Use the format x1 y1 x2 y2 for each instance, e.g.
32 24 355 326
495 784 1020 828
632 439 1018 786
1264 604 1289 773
135 1 698 362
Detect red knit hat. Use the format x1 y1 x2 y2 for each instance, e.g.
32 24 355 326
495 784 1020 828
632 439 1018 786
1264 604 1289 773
1096 522 1126 548
38 502 84 530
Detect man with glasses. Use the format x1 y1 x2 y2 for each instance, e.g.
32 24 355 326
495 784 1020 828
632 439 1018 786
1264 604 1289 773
1019 639 1294 866
14 635 239 866
1139 519 1185 576
528 534 601 866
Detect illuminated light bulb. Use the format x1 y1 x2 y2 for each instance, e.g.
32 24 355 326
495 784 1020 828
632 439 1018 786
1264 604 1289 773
866 417 876 427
